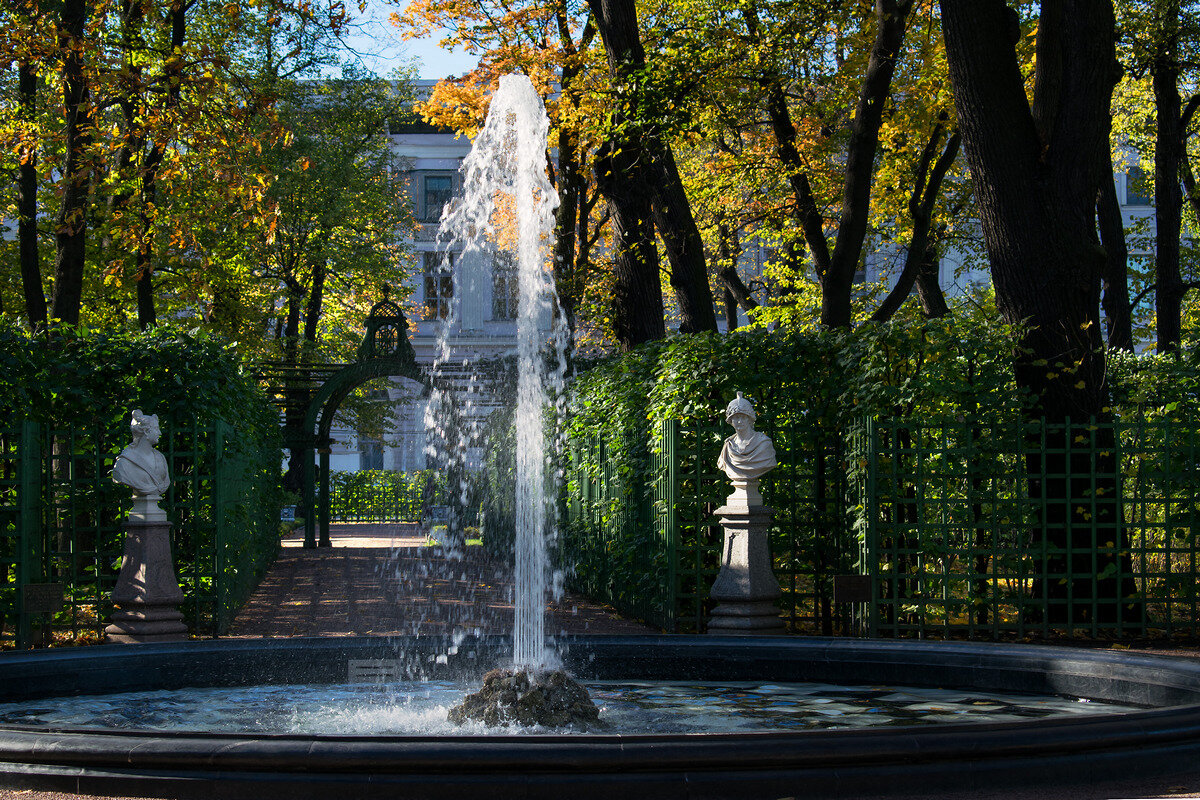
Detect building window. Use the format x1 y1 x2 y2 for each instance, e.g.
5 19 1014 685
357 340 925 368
492 250 519 321
360 437 383 471
423 174 454 221
424 251 455 320
1125 166 1152 206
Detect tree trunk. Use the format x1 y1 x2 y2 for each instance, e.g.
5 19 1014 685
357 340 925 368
913 244 949 318
302 258 326 345
941 0 1136 626
650 146 718 334
594 140 664 349
717 222 758 325
820 0 914 328
1152 0 1183 353
1097 161 1133 351
587 0 665 349
135 0 187 330
552 128 582 334
742 3 829 283
52 0 95 326
871 128 960 322
588 0 715 339
17 42 46 328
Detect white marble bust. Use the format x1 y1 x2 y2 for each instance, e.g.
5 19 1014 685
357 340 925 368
112 410 170 500
717 392 777 481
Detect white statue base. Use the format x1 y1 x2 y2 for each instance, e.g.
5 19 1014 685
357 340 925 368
708 494 785 636
128 493 167 524
105 519 187 644
725 479 763 508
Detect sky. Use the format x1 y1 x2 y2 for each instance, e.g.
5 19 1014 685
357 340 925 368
337 0 480 80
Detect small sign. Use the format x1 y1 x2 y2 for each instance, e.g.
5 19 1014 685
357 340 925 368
429 505 451 522
22 583 65 614
348 659 401 684
833 575 873 604
280 505 296 522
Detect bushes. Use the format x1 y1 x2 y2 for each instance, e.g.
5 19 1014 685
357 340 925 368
0 322 283 642
328 469 442 522
0 321 277 437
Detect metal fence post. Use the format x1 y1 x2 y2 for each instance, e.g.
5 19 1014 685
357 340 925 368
17 420 42 649
865 417 880 639
213 422 230 636
664 419 679 633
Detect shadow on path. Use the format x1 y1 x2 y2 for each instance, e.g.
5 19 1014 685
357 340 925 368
227 523 656 638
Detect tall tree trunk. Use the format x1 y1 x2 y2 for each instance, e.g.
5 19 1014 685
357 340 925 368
1152 0 1183 353
135 0 188 330
913 244 949 318
871 127 960 322
552 128 582 334
941 0 1136 626
1097 160 1133 351
1183 94 1200 223
821 0 914 328
594 140 664 348
742 3 829 283
17 34 46 328
716 222 758 325
52 0 95 326
650 146 718 334
302 259 326 345
587 0 664 349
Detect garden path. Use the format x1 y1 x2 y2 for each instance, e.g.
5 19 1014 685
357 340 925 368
225 522 657 638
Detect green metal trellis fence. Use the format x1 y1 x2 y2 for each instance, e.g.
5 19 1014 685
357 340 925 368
563 418 852 634
853 417 1200 639
327 469 438 523
0 420 280 648
563 415 1200 640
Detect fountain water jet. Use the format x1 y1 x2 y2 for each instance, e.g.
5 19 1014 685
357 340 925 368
434 74 587 724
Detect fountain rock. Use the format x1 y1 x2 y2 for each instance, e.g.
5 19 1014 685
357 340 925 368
448 668 599 728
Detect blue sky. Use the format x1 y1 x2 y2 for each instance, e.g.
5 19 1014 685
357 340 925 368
338 0 479 79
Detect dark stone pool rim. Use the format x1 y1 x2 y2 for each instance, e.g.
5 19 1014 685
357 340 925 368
0 635 1197 799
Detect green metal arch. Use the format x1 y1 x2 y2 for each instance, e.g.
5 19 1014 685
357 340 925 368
299 357 428 549
303 358 426 444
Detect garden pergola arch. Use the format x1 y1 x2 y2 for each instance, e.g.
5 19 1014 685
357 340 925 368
293 292 424 548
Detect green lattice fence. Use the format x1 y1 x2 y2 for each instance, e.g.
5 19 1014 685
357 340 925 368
564 413 1200 640
852 417 1200 639
0 420 280 647
328 469 440 523
563 418 851 633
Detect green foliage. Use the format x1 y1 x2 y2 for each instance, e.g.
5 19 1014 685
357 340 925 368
567 306 1025 439
0 322 282 643
561 307 1026 629
0 320 276 439
1109 347 1200 418
328 469 443 523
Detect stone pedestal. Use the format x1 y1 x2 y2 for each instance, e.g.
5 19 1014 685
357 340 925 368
105 517 187 644
708 503 785 635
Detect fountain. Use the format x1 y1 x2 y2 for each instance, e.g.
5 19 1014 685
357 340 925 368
424 75 593 726
1 75 1200 797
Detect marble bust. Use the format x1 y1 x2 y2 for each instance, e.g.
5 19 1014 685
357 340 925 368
717 392 777 481
112 410 170 520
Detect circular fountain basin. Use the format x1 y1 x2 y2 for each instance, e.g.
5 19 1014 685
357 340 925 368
0 636 1197 799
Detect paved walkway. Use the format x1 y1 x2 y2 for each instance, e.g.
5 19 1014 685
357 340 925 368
226 522 657 638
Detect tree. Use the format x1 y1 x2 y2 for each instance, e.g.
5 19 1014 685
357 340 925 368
940 0 1136 623
395 0 612 344
586 0 718 341
0 0 355 328
655 0 971 330
1113 0 1200 352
